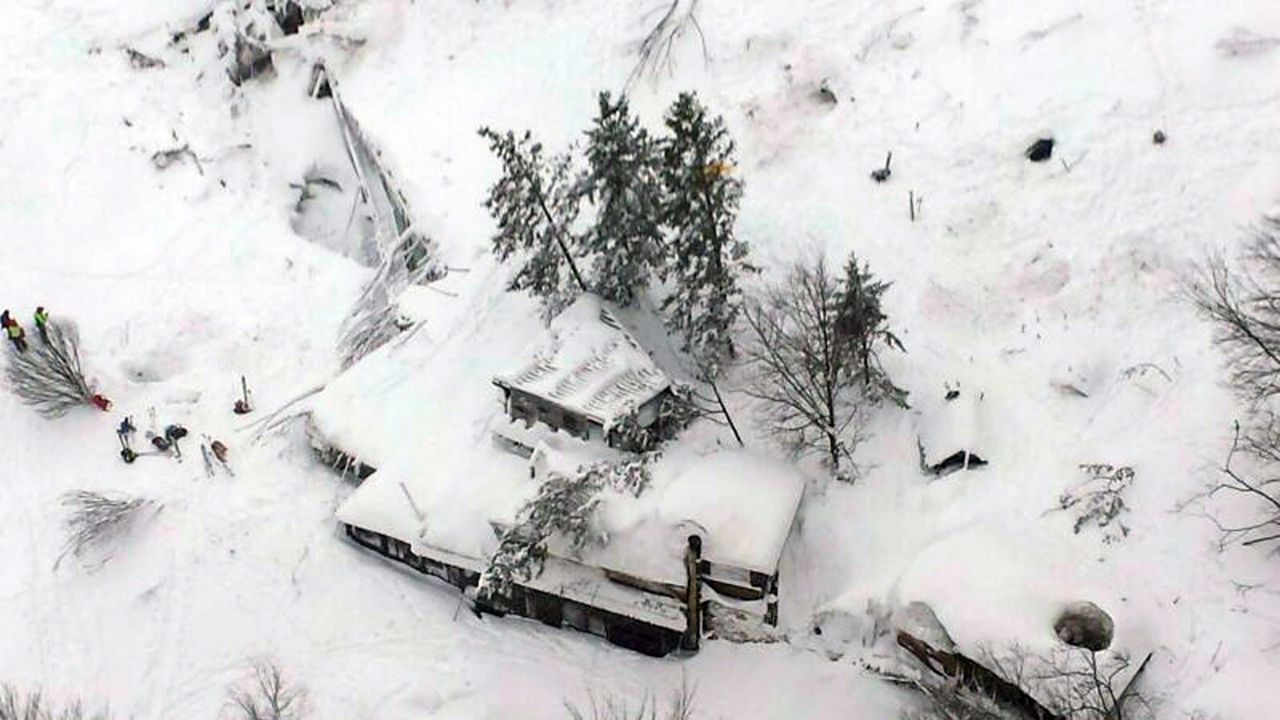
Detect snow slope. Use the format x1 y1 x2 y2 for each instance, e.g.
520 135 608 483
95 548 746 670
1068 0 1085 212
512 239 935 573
2 0 1280 718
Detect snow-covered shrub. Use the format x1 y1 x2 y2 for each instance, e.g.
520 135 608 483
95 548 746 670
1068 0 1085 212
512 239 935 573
899 682 1008 720
1057 464 1134 543
5 321 94 418
210 0 281 86
480 456 654 598
57 491 159 568
566 681 695 720
228 660 306 720
0 685 109 720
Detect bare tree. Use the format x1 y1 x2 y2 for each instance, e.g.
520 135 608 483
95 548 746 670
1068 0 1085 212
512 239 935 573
626 0 708 90
0 685 109 720
1197 423 1280 548
228 660 306 720
742 257 867 478
56 491 159 569
1188 219 1280 547
976 644 1147 720
6 321 94 418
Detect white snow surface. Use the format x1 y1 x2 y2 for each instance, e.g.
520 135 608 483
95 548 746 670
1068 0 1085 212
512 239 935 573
2 0 1280 718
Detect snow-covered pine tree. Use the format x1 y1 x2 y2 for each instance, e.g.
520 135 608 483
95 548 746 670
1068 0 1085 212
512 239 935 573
479 128 586 314
658 92 754 377
834 252 907 407
5 320 95 418
580 92 665 306
479 457 654 600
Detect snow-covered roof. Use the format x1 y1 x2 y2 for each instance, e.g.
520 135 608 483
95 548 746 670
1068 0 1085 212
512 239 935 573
584 447 809 583
334 466 425 543
657 449 808 575
493 294 672 427
314 281 803 597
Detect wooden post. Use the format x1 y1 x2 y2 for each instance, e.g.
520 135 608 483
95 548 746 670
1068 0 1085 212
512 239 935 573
883 151 893 174
241 375 251 407
764 573 779 626
682 535 703 651
909 190 915 222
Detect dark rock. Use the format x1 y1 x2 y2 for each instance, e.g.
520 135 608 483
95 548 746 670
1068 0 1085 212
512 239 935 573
871 151 893 182
1054 601 1114 651
815 80 838 106
1153 129 1167 145
1026 137 1055 162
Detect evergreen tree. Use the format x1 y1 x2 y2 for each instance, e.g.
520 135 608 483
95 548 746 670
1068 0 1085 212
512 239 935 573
580 92 665 306
658 92 754 377
835 253 907 407
479 457 654 600
479 128 587 312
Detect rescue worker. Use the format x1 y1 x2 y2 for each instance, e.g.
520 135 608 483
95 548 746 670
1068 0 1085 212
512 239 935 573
4 315 27 353
164 424 188 458
33 306 49 344
117 416 136 451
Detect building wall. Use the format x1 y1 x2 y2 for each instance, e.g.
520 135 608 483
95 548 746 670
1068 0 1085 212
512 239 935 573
344 523 683 657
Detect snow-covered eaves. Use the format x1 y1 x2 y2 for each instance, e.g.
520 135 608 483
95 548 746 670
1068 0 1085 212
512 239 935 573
493 294 672 427
335 467 423 544
523 556 688 633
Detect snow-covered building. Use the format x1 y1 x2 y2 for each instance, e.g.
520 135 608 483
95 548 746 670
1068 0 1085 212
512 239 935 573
916 383 989 475
491 295 675 452
308 296 806 656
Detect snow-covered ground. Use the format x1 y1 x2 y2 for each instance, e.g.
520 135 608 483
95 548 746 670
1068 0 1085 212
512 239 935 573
2 0 1279 717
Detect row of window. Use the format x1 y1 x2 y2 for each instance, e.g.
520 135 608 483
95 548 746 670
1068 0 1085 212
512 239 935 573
508 392 591 440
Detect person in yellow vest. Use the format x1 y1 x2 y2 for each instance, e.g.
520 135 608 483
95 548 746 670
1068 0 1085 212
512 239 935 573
3 312 27 353
33 306 49 344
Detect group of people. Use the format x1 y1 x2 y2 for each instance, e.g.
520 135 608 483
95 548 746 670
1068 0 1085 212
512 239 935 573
116 415 189 462
116 413 231 474
1 306 50 353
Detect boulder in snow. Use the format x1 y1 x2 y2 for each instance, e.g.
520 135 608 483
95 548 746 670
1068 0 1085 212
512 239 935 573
1054 600 1114 651
1025 137 1054 162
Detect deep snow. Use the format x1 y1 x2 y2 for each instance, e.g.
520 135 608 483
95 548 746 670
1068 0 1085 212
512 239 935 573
2 0 1280 718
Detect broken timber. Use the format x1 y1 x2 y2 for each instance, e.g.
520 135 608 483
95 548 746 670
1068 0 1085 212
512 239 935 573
897 630 1063 720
